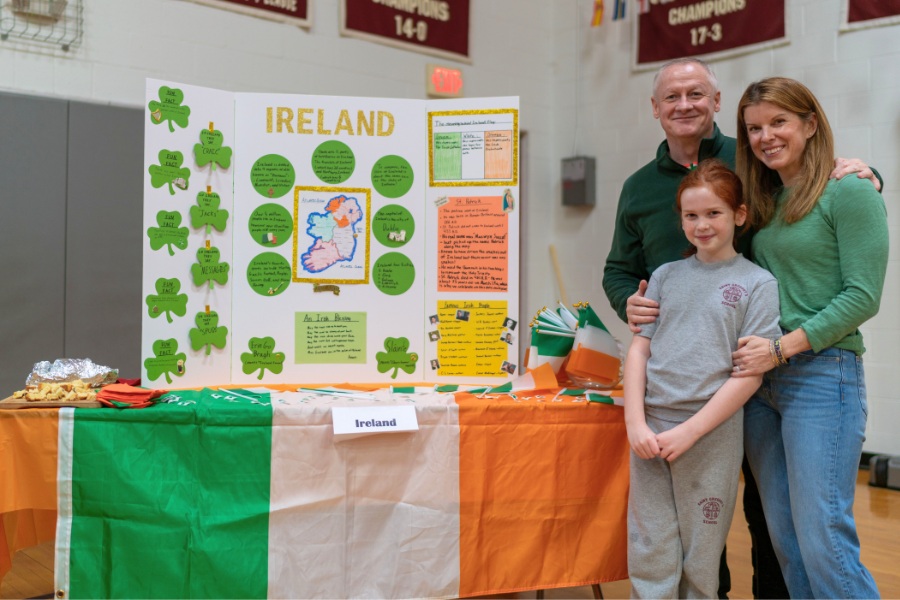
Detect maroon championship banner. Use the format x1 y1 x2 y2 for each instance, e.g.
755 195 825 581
340 0 470 63
186 0 310 27
843 0 900 29
634 0 786 69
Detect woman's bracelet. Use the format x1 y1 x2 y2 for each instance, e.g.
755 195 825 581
769 338 788 366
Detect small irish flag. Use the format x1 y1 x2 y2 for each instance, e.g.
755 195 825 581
524 328 573 377
524 304 578 376
566 303 622 388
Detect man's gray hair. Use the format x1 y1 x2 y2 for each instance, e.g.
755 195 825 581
652 58 719 96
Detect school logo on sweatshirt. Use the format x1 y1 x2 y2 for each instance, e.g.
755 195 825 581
719 283 747 309
699 497 723 524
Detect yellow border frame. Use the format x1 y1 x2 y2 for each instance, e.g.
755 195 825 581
293 186 372 285
428 109 519 187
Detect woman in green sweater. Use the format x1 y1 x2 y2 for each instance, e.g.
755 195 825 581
731 77 887 599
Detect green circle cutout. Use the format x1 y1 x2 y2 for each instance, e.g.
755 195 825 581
251 154 295 199
247 252 292 297
371 155 414 198
372 205 415 248
372 252 415 296
249 203 293 248
311 140 355 184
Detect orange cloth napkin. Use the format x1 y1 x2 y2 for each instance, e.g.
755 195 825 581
97 385 167 409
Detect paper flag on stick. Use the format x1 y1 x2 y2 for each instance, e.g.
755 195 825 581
525 305 578 377
575 301 610 333
525 329 573 377
557 302 579 329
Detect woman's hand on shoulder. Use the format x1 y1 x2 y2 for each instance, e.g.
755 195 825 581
731 335 776 377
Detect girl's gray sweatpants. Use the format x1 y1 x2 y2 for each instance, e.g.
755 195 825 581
627 411 743 599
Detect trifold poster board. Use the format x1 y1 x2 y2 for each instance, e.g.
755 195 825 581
142 79 520 388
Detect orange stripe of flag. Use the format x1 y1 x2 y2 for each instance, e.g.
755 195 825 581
0 409 60 581
457 394 630 596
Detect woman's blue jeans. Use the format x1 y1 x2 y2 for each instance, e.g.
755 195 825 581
744 346 880 599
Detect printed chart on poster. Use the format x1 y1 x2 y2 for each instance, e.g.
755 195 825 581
142 79 519 388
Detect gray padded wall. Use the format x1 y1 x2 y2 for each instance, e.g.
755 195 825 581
0 92 142 395
0 93 68 394
65 101 143 379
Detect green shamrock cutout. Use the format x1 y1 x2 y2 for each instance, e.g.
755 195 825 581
189 310 228 355
149 149 191 195
147 210 189 256
193 128 233 172
144 338 187 384
375 337 418 379
191 246 230 289
148 86 191 133
241 337 285 380
145 277 188 323
190 190 229 234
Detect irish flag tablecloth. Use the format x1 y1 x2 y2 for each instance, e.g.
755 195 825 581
38 386 628 598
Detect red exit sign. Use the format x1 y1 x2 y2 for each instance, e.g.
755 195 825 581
426 64 464 98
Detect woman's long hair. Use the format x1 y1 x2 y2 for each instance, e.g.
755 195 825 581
736 77 834 228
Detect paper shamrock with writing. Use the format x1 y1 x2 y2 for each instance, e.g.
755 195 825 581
148 85 191 132
376 337 418 379
190 189 229 234
189 310 228 355
191 245 230 289
240 336 285 380
148 149 191 195
144 338 187 384
193 127 233 172
147 210 189 255
145 278 188 323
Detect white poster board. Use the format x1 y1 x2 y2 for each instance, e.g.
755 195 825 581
142 80 519 388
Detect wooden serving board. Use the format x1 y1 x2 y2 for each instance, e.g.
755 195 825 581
0 396 102 409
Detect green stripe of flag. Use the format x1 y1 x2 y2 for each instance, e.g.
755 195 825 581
532 330 574 357
558 388 587 396
67 389 273 599
577 304 610 333
391 385 417 393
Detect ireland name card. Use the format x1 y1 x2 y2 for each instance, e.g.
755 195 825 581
332 405 419 440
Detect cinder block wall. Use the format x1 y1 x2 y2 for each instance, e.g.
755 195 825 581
1 0 897 454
